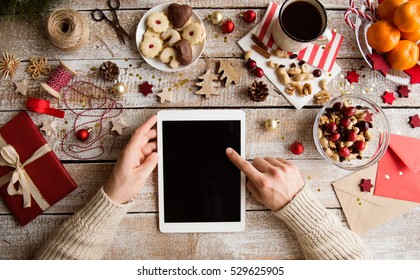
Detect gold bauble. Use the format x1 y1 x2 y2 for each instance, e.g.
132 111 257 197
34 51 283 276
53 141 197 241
111 82 127 95
208 11 223 25
264 118 280 131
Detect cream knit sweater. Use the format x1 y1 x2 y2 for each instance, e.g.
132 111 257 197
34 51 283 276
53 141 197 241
35 186 372 260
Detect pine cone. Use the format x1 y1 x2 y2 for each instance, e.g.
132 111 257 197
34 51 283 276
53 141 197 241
99 61 120 81
248 80 269 101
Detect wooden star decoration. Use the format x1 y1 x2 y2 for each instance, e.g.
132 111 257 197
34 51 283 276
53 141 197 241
40 120 56 136
139 81 153 96
14 79 29 96
111 118 127 135
382 91 396 105
397 85 410 98
346 70 360 84
359 179 373 192
157 88 173 103
409 114 420 128
367 52 391 76
404 64 420 84
364 110 374 122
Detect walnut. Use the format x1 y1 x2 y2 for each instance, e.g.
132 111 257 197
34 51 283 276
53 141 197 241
320 115 329 125
301 83 312 96
314 90 331 104
285 82 302 95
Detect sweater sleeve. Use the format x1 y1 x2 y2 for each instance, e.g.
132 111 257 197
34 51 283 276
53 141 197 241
273 185 373 260
34 187 133 260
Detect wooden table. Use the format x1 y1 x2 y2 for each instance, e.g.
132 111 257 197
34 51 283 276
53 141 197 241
0 0 419 260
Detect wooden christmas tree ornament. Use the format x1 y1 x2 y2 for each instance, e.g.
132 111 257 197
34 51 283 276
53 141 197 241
195 70 219 98
218 60 242 87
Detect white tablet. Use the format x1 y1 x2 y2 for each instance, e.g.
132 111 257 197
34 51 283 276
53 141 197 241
157 110 246 233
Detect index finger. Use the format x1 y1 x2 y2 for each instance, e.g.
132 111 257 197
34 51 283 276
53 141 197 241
127 115 157 149
226 147 261 181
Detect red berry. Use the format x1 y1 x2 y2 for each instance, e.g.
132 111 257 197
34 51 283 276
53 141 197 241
291 141 304 155
243 10 257 23
329 132 341 142
313 69 322 77
339 147 351 157
326 122 338 133
253 67 264 78
222 19 235 34
332 102 342 111
343 106 356 117
340 117 351 127
355 140 366 151
347 131 357 142
246 59 257 69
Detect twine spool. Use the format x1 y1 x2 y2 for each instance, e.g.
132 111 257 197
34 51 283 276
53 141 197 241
46 8 89 52
41 60 78 98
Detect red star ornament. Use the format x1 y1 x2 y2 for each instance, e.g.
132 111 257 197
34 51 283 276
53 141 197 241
397 85 410 98
404 64 420 84
382 91 396 105
367 52 391 76
409 114 420 128
364 110 374 122
139 81 153 96
359 179 374 192
346 70 360 84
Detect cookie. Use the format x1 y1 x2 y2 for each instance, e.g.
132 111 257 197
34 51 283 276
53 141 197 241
161 29 181 47
182 22 204 45
159 47 180 69
174 39 192 65
175 18 192 32
140 37 163 58
167 3 192 29
144 29 160 39
147 12 169 33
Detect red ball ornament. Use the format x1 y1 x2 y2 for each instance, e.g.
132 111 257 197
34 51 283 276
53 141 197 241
76 128 91 142
246 59 257 70
243 10 257 23
222 19 235 34
253 67 264 78
291 141 304 155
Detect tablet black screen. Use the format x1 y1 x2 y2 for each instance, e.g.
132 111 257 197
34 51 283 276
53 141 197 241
162 120 241 223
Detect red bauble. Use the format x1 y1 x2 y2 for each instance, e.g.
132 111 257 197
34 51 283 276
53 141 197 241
243 10 257 23
253 67 264 78
222 19 235 34
76 128 90 142
291 141 304 155
246 59 257 69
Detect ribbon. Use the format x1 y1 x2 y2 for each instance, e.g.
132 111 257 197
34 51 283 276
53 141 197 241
26 98 65 118
0 138 51 210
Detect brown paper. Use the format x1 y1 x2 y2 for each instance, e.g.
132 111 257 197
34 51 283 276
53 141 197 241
332 163 419 234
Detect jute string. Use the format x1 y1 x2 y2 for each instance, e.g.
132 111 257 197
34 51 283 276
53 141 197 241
46 8 90 52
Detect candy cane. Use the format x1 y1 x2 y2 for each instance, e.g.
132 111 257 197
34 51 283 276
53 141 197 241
344 0 377 30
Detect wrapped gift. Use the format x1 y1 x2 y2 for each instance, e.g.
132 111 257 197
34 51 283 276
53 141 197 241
0 112 77 226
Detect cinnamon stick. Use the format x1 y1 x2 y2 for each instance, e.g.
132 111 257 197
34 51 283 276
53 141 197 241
251 34 269 51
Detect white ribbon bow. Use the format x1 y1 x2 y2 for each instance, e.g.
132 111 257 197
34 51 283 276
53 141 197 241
0 144 51 210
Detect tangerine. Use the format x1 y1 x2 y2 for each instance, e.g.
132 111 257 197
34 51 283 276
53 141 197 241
366 20 400 53
386 40 419 70
377 0 408 22
401 28 420 41
393 1 420 32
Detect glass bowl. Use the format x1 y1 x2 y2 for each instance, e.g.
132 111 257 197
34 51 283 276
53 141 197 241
313 94 390 171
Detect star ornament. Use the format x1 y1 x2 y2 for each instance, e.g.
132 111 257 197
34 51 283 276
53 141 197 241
139 81 153 96
157 88 173 103
364 110 374 122
367 52 391 76
346 70 360 84
40 120 56 136
359 178 374 192
409 114 420 128
382 91 396 105
397 85 410 98
404 64 420 84
111 118 127 135
15 79 29 96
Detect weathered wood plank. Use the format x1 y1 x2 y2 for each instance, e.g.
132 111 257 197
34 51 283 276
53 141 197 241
1 209 419 260
0 108 416 162
0 10 364 60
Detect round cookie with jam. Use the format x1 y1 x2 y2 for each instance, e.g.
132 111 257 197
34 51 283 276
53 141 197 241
147 12 169 33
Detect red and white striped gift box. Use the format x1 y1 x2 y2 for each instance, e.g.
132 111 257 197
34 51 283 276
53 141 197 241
254 1 344 72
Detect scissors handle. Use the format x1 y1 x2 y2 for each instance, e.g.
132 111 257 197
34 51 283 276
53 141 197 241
108 0 120 10
91 9 107 22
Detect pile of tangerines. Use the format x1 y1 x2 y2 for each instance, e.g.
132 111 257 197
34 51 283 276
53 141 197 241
367 0 420 70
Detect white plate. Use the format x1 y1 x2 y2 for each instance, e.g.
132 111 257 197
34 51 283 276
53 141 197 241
135 3 206 72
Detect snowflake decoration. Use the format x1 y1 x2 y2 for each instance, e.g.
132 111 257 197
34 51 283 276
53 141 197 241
0 52 20 79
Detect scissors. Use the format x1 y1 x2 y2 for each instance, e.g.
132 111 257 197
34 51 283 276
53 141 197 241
92 0 132 45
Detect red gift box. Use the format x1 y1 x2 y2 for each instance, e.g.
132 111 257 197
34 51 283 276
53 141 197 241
0 112 77 226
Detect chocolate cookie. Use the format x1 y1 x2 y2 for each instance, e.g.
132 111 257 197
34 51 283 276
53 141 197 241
173 39 192 65
167 3 192 29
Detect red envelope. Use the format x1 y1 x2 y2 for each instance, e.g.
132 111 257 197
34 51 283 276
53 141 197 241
374 134 420 203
